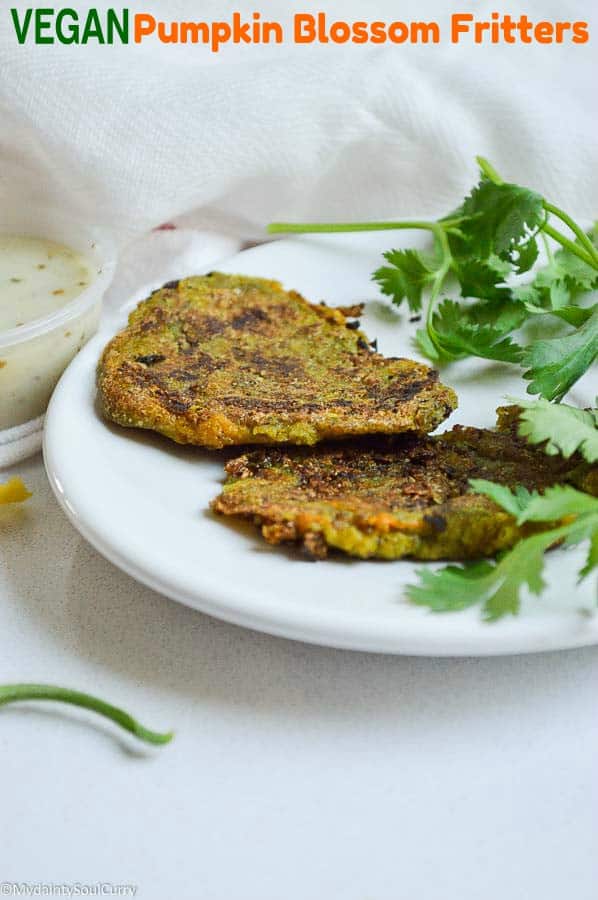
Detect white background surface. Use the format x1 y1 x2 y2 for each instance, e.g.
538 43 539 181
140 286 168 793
2 452 598 899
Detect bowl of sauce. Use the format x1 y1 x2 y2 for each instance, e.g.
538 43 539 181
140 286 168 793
0 216 115 431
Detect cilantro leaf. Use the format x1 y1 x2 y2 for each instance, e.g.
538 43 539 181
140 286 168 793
414 327 440 361
514 227 598 309
513 237 540 274
471 478 598 524
558 252 598 292
561 512 598 581
481 534 550 620
522 306 598 400
519 265 570 309
468 479 534 518
408 483 598 620
512 484 598 524
430 300 523 363
407 532 550 620
373 249 436 313
459 179 544 265
523 305 595 328
471 476 598 524
453 255 512 302
580 530 598 578
466 297 530 333
471 480 598 590
549 228 598 293
512 281 547 307
507 397 598 462
271 158 598 397
516 245 598 309
406 561 498 614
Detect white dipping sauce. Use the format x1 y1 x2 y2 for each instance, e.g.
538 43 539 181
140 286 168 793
0 234 101 430
0 235 93 331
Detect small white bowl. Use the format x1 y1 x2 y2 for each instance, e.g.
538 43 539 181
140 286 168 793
0 208 116 433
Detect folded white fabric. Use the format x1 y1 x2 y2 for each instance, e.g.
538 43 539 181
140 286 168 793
102 229 243 318
0 416 44 468
0 1 596 245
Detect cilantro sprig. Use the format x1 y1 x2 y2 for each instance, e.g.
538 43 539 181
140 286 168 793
522 305 598 401
406 399 598 621
269 164 597 622
406 481 598 621
509 396 598 460
269 157 598 400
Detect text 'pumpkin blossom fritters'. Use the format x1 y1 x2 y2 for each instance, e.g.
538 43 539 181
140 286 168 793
97 274 456 448
211 409 597 560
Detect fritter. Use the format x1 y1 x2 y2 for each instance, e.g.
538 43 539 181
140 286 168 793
97 273 456 449
211 408 597 560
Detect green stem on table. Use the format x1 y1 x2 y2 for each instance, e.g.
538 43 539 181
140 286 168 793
0 684 174 746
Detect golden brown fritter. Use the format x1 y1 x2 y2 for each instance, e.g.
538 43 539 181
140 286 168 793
211 410 597 560
97 273 457 449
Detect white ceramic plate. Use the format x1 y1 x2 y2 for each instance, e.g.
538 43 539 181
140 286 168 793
44 235 598 656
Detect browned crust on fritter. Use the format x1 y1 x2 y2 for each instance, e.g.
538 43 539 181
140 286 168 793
97 273 457 449
211 412 596 560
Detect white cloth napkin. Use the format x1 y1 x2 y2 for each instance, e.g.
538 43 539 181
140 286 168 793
0 416 45 468
1 0 596 244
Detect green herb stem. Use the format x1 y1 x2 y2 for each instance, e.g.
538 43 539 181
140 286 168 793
476 157 597 270
543 201 598 267
0 684 174 746
475 156 503 185
267 220 437 235
426 224 453 351
268 157 597 397
268 214 596 269
542 222 597 269
541 231 554 265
